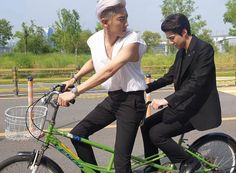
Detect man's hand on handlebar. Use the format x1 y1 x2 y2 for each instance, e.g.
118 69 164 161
63 78 76 91
58 91 76 107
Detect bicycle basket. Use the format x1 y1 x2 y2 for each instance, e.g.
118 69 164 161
5 106 47 141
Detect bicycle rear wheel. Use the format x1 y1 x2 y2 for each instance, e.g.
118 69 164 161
0 154 64 173
190 133 236 173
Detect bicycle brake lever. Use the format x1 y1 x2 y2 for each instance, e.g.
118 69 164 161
70 99 75 104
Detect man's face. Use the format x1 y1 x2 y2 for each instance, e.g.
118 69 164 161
165 31 186 49
107 8 128 38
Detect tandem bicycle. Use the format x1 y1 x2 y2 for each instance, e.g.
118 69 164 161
1 84 236 173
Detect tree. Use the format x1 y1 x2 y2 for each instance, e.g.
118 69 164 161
52 8 82 55
15 21 50 54
22 22 29 54
0 19 13 46
78 30 92 54
95 22 103 32
142 31 161 52
160 0 215 50
224 0 236 36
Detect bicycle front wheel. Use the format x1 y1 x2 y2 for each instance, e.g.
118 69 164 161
0 154 64 173
190 133 236 173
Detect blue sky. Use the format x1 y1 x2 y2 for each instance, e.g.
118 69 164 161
0 0 232 37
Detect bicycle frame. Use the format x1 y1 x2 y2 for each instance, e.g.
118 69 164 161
38 120 218 173
30 85 219 173
42 122 177 173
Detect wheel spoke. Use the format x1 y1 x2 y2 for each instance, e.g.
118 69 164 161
192 135 236 173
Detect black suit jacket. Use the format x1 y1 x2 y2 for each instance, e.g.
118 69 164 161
146 35 221 130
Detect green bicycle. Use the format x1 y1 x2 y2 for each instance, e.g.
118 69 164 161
1 84 236 173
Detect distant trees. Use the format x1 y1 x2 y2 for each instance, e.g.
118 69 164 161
142 31 161 53
95 22 103 32
0 19 13 46
52 8 91 55
3 2 229 55
224 0 236 36
160 0 215 51
12 9 92 55
15 21 51 54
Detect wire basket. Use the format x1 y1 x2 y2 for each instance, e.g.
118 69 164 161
5 106 47 141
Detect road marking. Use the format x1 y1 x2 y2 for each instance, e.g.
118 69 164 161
0 118 236 138
222 117 236 121
218 87 236 96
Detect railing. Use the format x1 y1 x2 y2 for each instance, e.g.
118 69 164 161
0 67 235 96
0 67 79 96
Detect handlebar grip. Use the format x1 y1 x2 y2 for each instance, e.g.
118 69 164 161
60 85 76 104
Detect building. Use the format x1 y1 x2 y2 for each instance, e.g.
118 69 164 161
0 39 17 54
212 35 236 52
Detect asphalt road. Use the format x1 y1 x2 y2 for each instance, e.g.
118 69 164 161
0 89 236 173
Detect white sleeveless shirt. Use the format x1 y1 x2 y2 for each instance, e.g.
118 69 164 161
87 29 147 92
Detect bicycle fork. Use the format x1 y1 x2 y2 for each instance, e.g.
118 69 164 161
29 150 40 173
29 145 48 173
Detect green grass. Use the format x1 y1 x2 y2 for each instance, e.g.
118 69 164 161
0 53 90 69
0 52 235 87
141 53 176 66
0 52 235 69
215 53 236 70
0 52 235 74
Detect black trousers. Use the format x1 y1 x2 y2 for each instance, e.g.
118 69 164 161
71 90 146 173
141 107 195 164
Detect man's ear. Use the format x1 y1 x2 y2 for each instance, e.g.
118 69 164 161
182 29 188 37
101 17 108 28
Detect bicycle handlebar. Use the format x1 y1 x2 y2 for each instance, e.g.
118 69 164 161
41 84 75 106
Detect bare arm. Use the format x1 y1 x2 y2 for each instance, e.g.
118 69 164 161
73 58 94 81
64 58 94 89
58 43 140 106
76 43 140 94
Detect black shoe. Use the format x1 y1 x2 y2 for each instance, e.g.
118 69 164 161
133 166 158 173
179 158 201 173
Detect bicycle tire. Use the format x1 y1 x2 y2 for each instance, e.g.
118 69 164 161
190 132 236 173
0 154 64 173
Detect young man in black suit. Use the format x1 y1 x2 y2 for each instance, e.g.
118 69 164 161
141 13 221 173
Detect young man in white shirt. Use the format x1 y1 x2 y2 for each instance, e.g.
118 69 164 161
58 0 147 172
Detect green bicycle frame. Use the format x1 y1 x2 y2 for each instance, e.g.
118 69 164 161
24 86 220 173
42 122 219 173
42 122 181 172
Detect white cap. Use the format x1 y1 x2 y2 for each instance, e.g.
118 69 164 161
96 0 126 18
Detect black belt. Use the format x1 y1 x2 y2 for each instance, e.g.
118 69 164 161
108 89 144 96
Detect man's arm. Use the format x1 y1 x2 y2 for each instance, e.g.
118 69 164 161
76 43 139 94
166 44 215 109
146 64 175 93
73 58 94 82
64 58 94 90
58 43 140 106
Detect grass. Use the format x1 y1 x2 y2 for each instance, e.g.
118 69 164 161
0 52 90 69
215 53 236 70
0 52 235 69
0 52 235 92
0 52 235 80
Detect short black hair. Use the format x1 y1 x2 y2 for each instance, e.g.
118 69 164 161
161 13 191 36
